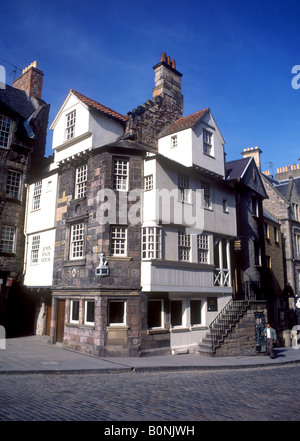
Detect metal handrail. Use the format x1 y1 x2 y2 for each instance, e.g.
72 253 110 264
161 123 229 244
209 299 249 350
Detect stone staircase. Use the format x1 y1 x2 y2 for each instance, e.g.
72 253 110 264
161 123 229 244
196 299 250 357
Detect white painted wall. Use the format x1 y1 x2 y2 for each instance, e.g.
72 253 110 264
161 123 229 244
24 171 58 287
157 110 226 177
26 172 58 234
24 229 56 287
51 92 124 164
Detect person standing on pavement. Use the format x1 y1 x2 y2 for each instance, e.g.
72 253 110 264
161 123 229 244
263 322 277 359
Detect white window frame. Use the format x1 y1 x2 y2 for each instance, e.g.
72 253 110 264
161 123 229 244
203 129 213 155
142 226 161 260
70 223 85 260
31 235 40 264
197 234 209 263
0 225 16 253
111 226 127 256
84 300 95 326
178 173 190 203
171 135 178 148
32 180 42 211
144 175 153 191
70 300 80 324
178 231 191 262
113 159 128 191
75 164 87 199
66 110 76 140
6 169 22 200
108 300 127 326
148 299 164 329
0 115 12 149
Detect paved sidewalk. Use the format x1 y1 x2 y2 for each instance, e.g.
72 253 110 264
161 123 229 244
0 335 300 375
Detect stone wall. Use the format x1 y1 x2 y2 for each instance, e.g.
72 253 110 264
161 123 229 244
215 301 267 357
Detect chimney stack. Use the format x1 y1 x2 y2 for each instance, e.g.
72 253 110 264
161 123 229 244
241 146 262 171
152 52 183 115
13 61 44 99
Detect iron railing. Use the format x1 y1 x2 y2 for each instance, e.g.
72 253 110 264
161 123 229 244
209 299 250 351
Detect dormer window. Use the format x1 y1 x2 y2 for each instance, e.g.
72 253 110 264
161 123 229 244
66 110 76 140
203 129 213 155
171 135 178 148
0 115 12 149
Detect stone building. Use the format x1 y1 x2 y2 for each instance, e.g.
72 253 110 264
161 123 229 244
263 208 285 329
226 149 268 301
0 62 49 336
261 168 300 327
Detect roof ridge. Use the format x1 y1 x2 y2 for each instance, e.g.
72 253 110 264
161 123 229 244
158 107 210 138
70 89 127 123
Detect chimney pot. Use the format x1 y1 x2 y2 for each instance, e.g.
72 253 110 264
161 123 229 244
161 52 167 63
171 59 176 69
167 56 171 65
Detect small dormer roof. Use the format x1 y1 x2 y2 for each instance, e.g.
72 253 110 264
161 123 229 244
158 108 210 138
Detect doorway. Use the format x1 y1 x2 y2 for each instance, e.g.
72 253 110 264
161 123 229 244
55 300 65 343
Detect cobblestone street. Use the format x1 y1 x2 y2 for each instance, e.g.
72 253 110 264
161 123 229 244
0 365 299 422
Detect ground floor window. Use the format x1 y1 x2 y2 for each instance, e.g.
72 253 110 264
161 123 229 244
108 300 126 325
171 300 183 327
70 300 79 323
190 299 202 326
148 299 164 328
84 300 95 325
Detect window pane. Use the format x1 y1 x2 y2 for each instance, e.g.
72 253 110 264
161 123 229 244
190 300 201 325
109 301 125 324
75 165 87 199
85 301 95 324
32 181 42 211
148 300 162 328
0 226 15 253
71 223 85 259
111 227 127 255
71 301 79 322
171 300 182 326
6 170 21 199
0 115 11 148
113 159 128 190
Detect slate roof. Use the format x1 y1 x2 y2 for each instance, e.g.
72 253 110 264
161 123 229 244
225 157 251 181
0 84 38 120
70 89 127 124
158 108 210 138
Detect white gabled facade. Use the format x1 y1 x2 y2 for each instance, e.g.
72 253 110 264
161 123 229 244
50 90 125 164
141 109 237 354
24 165 58 288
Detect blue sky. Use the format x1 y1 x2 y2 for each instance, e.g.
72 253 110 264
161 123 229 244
1 0 300 175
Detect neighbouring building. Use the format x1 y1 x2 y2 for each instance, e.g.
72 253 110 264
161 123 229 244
0 62 50 336
226 148 268 301
263 208 285 329
262 163 300 327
